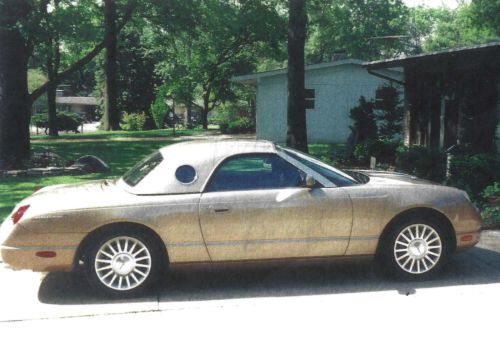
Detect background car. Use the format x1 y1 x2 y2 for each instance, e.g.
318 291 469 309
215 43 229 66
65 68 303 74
0 140 482 297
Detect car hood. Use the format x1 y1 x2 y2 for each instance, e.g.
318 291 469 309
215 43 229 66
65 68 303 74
352 170 439 186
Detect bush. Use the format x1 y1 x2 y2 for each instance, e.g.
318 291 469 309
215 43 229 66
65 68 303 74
31 111 83 133
120 112 146 131
480 182 500 227
219 116 254 134
349 96 377 144
447 153 500 200
354 138 400 165
150 85 169 129
396 145 446 182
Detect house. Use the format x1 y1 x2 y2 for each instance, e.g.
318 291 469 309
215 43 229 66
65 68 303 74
365 42 500 153
56 94 98 122
232 59 402 143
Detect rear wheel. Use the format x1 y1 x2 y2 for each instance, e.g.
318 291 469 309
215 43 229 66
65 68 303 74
378 218 450 279
85 231 164 297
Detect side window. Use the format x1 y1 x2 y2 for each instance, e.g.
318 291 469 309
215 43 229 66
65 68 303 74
206 154 303 192
175 165 197 184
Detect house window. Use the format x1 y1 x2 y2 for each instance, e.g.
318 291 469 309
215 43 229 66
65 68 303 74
305 89 315 109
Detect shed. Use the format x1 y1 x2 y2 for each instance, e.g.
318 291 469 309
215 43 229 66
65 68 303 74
232 59 402 143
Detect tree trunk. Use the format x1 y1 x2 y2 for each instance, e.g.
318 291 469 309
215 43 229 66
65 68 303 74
185 102 192 129
0 1 32 170
47 80 58 136
102 0 120 131
286 0 308 153
45 0 61 137
201 90 210 130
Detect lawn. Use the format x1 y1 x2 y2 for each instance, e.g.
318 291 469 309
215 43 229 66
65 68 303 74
1 131 341 221
1 138 174 220
30 126 216 141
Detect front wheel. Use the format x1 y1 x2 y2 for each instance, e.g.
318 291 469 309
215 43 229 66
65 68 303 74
378 220 450 279
85 232 164 297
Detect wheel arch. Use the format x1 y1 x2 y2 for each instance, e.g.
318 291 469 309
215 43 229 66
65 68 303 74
376 207 457 257
72 222 169 271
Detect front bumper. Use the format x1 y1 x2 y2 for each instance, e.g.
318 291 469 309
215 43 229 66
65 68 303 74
455 229 482 251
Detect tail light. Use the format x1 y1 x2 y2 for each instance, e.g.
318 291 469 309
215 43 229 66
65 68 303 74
12 205 30 225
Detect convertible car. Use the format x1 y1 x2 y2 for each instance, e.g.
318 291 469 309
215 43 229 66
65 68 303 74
0 140 482 296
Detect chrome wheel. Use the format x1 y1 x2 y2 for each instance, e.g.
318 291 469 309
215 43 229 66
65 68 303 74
394 224 442 274
94 236 152 291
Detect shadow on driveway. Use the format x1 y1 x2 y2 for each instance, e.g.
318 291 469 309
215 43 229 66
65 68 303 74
38 246 500 305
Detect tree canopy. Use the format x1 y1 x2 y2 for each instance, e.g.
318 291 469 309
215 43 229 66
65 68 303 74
0 0 499 168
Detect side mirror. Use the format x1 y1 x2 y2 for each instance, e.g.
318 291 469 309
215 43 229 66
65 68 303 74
303 174 316 189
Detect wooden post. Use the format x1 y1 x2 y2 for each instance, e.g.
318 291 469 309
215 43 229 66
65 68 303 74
439 94 445 149
403 87 411 146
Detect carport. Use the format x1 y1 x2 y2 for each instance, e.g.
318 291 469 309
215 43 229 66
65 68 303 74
365 42 500 152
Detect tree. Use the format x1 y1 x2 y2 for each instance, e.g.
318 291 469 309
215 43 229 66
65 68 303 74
0 0 32 169
0 0 137 170
40 0 61 136
374 86 403 139
306 0 410 62
470 0 500 36
102 0 120 130
349 96 377 144
116 30 159 121
409 4 498 53
151 0 285 129
286 0 308 153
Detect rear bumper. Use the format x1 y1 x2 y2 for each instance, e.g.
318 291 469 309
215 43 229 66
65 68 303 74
0 245 75 272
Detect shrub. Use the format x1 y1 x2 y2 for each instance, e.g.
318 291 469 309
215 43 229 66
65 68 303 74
150 85 169 129
374 85 403 139
215 105 254 134
120 112 146 131
396 145 446 182
348 96 377 144
221 116 254 134
354 138 401 165
447 153 500 200
480 182 500 227
31 111 83 133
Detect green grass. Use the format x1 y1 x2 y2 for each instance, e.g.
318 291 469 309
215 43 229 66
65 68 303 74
1 135 339 221
1 138 172 220
31 127 216 141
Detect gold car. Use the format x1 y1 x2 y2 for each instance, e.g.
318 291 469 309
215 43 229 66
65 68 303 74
0 140 482 296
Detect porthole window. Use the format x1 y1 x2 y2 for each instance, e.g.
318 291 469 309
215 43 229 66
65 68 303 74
175 165 197 184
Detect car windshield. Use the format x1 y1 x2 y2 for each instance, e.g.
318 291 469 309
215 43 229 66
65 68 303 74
122 151 163 187
278 146 358 187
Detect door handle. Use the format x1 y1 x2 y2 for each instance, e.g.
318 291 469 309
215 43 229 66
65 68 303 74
211 207 229 213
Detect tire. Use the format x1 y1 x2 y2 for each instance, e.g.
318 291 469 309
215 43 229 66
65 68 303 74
85 230 164 297
377 217 451 280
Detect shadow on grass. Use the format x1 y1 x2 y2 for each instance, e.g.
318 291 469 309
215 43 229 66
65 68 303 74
32 139 174 176
38 247 500 305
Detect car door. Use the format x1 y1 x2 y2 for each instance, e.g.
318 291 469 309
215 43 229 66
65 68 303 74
198 153 353 261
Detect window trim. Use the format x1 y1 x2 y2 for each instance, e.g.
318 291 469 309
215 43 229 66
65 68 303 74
277 150 336 188
277 146 357 187
202 152 313 193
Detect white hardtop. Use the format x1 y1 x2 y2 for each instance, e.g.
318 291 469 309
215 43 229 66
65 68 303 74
121 139 277 195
